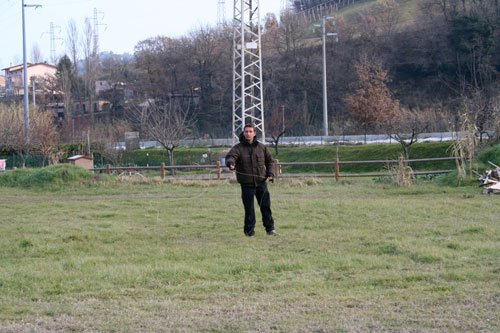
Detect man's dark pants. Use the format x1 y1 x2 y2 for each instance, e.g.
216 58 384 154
241 182 274 235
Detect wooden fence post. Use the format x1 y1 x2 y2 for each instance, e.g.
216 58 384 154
107 164 111 175
161 162 165 179
335 157 340 181
275 159 281 177
217 161 221 180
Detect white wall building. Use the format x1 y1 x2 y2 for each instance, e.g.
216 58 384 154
2 62 56 97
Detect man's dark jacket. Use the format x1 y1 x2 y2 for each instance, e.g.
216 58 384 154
225 134 275 186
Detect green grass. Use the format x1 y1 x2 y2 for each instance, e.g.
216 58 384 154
276 141 455 173
0 177 498 332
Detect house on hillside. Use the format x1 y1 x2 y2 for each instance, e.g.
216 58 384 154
2 62 57 98
95 80 112 95
0 75 5 98
73 100 112 116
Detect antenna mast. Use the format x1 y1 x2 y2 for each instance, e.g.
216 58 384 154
232 0 265 143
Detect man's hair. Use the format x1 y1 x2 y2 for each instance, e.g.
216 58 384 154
244 123 256 131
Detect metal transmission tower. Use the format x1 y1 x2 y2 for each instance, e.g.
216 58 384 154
217 0 226 25
92 8 106 54
48 22 62 64
232 0 265 143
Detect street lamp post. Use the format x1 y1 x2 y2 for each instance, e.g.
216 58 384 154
22 0 29 143
22 0 41 143
316 16 337 137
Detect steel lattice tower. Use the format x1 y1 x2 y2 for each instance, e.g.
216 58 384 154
217 0 226 25
232 0 265 143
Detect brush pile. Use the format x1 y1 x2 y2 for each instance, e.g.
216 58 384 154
478 162 500 194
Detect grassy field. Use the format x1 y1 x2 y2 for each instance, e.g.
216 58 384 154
0 176 499 332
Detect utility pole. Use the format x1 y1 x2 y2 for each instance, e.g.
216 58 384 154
22 0 41 143
315 16 337 137
282 105 285 132
232 0 265 143
32 78 36 108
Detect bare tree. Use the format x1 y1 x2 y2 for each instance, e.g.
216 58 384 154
266 105 300 155
461 88 498 142
356 0 401 39
188 26 232 135
66 19 79 74
98 54 138 121
391 107 449 159
54 55 75 140
130 99 194 168
90 121 131 165
30 109 61 165
134 36 182 100
0 104 28 167
262 9 321 134
31 43 43 63
81 18 99 123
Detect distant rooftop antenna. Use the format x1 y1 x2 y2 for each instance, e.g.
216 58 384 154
217 0 226 25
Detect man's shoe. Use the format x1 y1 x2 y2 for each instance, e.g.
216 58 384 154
267 230 277 236
245 231 255 237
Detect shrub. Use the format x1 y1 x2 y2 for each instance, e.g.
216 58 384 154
437 170 477 187
0 164 93 188
477 144 500 168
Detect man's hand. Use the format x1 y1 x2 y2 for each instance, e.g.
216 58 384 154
267 176 274 183
229 164 235 171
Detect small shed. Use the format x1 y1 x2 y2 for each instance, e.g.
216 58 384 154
67 155 94 170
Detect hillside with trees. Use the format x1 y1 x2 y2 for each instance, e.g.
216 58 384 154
128 0 500 140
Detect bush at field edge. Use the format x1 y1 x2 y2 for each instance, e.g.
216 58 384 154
0 164 93 188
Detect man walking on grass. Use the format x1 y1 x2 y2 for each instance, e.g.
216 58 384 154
225 123 277 237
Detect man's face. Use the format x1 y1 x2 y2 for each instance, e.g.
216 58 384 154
243 126 256 143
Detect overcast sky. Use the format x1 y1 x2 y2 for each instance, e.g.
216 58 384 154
0 0 286 70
